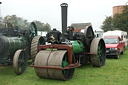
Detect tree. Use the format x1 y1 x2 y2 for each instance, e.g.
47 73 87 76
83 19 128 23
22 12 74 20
43 23 51 32
2 15 51 32
3 15 28 30
0 16 4 28
33 20 44 31
101 16 114 32
101 6 128 33
34 20 51 32
113 6 128 33
113 14 123 30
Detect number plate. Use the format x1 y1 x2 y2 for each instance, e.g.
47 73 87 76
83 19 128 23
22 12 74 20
106 50 109 53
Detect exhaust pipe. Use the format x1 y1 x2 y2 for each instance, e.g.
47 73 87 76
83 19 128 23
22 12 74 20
60 3 68 34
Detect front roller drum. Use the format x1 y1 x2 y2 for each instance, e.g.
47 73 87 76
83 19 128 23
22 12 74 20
34 50 75 80
90 38 106 67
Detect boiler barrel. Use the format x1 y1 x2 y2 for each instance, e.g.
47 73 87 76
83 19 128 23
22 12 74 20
70 40 84 54
0 35 28 55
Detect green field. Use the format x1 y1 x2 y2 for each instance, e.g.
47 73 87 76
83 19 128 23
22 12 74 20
0 48 128 85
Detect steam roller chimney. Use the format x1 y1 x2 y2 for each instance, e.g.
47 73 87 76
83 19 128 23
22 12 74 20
60 3 68 34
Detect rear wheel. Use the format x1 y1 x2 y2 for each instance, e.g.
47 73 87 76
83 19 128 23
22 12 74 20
31 36 45 62
90 38 106 67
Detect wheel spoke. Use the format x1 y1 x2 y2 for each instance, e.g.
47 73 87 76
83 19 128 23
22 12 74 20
62 55 68 75
21 62 27 73
18 61 23 67
18 54 23 66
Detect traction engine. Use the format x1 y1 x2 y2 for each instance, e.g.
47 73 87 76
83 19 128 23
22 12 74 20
32 3 106 80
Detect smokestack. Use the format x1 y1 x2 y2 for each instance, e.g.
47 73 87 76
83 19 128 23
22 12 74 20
60 3 68 34
0 2 2 16
0 2 2 22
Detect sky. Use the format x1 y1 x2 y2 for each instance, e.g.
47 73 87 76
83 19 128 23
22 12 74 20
0 0 128 31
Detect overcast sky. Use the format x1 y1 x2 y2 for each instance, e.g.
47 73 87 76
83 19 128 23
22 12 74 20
0 0 128 30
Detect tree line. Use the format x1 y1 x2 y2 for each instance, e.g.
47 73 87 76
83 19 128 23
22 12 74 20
101 6 128 33
0 15 51 32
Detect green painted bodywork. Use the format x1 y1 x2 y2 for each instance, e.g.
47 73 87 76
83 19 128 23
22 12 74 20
0 37 28 63
7 37 28 53
70 40 84 54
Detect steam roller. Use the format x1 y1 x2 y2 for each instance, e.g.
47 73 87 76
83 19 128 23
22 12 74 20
31 3 106 80
0 20 45 75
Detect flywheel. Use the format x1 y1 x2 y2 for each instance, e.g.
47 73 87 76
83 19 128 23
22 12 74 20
27 22 37 43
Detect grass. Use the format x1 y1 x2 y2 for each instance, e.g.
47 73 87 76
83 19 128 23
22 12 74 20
0 48 128 85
